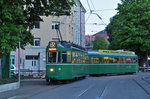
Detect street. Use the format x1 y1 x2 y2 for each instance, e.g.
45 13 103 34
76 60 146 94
1 72 150 99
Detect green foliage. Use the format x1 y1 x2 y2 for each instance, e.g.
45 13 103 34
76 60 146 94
106 0 150 65
0 0 75 55
92 36 108 50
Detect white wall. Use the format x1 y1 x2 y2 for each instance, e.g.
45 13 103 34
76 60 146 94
23 46 46 70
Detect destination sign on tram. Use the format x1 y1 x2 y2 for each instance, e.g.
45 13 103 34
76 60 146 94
99 50 135 55
48 41 57 51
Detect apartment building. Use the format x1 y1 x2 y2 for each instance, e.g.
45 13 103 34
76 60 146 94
10 0 86 71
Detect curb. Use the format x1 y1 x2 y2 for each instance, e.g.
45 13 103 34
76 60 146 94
0 82 20 93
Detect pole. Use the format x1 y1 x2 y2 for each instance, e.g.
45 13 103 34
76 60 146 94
18 40 20 84
147 50 149 67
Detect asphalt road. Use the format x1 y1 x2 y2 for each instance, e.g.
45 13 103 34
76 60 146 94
1 72 150 99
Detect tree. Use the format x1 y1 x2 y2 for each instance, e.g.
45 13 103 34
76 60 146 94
0 0 75 55
106 0 150 66
92 36 108 50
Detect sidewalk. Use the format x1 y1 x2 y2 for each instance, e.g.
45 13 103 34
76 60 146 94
0 81 20 93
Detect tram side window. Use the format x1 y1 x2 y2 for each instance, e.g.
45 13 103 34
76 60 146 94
91 57 99 64
85 55 89 64
47 52 56 63
109 57 113 64
126 58 131 63
133 58 138 63
72 52 76 63
114 57 119 64
135 58 138 63
91 57 94 64
104 57 109 64
122 57 125 64
131 58 137 63
67 51 71 63
120 57 125 64
58 51 61 63
99 57 103 63
62 51 67 63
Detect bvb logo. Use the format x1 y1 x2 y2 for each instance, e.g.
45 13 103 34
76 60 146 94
50 42 56 48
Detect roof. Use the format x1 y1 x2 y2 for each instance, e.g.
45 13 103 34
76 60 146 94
93 30 107 36
88 51 138 57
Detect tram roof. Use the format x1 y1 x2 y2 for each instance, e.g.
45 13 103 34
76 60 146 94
88 51 138 57
47 41 87 52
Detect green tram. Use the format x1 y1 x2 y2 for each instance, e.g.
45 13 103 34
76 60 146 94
46 41 88 82
46 41 139 83
88 50 138 75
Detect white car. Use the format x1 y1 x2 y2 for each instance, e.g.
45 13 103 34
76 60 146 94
11 65 18 75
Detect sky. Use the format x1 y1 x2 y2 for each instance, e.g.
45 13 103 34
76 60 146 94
80 0 121 35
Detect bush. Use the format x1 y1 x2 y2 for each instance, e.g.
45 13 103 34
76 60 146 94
0 77 18 85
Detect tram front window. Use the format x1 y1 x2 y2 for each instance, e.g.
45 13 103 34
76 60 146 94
47 52 56 63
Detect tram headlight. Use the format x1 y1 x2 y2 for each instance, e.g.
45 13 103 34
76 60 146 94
50 68 54 72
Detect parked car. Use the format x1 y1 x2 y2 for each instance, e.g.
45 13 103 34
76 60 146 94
11 65 18 75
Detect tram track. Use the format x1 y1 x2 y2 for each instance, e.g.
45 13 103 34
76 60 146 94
74 83 95 99
74 77 111 99
142 76 150 84
133 76 150 96
6 81 61 99
27 85 61 98
97 82 110 99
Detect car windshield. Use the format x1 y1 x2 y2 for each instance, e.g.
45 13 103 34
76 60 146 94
11 66 14 69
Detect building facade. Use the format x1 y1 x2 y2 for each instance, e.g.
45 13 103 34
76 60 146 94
74 0 86 47
10 0 86 71
10 49 24 70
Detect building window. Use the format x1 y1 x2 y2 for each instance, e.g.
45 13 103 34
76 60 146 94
11 55 15 65
25 55 38 66
52 38 59 41
33 38 40 46
32 60 36 66
52 21 59 30
26 55 39 60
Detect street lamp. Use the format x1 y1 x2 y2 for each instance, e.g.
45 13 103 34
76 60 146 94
18 39 21 85
144 33 150 67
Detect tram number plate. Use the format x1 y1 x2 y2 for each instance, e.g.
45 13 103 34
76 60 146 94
50 42 56 48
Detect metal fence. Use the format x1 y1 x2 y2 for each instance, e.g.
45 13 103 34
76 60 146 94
11 69 46 79
139 67 150 72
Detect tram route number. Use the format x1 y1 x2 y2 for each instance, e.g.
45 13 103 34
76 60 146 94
50 42 56 48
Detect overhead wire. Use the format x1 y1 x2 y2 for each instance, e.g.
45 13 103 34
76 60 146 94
85 0 92 23
86 0 92 11
90 0 96 11
85 14 92 23
88 0 107 25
